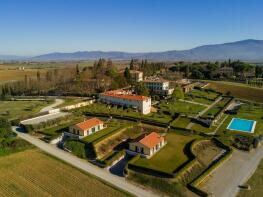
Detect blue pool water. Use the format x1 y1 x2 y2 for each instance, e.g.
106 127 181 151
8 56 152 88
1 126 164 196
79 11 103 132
227 118 256 133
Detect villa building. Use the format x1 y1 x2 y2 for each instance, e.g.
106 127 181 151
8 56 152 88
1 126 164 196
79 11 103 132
128 132 166 158
99 89 151 114
143 77 174 96
175 79 196 93
181 83 196 93
68 118 104 138
130 70 143 83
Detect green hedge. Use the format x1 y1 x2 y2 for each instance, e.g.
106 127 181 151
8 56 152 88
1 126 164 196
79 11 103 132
97 150 125 167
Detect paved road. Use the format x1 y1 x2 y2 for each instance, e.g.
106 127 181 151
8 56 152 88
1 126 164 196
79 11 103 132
12 127 158 197
40 98 64 112
20 112 69 125
186 96 222 129
202 146 263 197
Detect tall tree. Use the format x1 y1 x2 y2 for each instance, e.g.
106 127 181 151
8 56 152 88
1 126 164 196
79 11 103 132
134 82 149 96
130 59 134 70
37 70 41 81
124 67 131 84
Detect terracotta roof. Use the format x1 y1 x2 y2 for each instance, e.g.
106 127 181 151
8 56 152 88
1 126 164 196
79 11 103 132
138 132 164 149
101 90 150 101
75 118 103 130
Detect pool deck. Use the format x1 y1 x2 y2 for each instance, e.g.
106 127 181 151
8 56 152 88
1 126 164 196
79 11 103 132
227 118 256 133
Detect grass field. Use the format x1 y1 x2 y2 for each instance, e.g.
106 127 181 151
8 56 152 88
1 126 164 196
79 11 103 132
0 149 129 197
207 81 263 103
238 159 263 197
159 100 205 116
0 100 52 119
185 89 220 105
132 132 199 174
171 117 192 128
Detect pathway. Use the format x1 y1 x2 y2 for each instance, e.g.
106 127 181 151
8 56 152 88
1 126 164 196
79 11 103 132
40 98 64 112
201 146 263 197
207 114 229 135
12 127 158 197
186 96 222 129
179 99 209 107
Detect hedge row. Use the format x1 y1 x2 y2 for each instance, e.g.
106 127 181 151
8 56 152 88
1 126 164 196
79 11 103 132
97 150 125 167
84 112 169 128
173 139 205 182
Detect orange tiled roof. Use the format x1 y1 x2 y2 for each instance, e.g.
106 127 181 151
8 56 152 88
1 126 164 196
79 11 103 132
76 118 103 130
101 90 149 101
139 132 164 149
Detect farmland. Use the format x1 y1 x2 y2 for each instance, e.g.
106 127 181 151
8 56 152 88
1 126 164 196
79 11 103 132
0 149 129 197
206 81 263 103
0 69 48 83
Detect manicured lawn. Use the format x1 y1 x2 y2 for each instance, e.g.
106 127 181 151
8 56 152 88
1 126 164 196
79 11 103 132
131 132 199 174
0 100 52 119
81 120 131 144
238 159 263 197
36 116 86 141
191 123 217 133
185 89 220 105
159 100 205 116
0 149 129 197
202 97 231 119
171 117 192 128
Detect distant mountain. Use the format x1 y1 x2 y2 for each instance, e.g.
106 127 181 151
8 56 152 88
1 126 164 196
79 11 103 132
0 55 27 61
2 39 263 61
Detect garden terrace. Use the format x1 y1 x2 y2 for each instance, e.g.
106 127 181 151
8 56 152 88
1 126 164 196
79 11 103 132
95 124 165 159
78 102 173 125
185 89 221 105
201 97 232 119
158 100 206 117
128 132 200 176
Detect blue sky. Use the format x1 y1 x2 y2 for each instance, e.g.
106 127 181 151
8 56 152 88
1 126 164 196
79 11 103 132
0 0 262 56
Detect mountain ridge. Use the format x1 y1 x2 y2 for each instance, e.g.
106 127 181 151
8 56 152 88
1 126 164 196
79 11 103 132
1 39 263 61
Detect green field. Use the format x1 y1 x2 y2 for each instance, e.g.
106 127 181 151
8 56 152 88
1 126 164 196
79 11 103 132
131 132 198 174
202 97 231 118
185 89 220 105
0 100 52 119
171 117 192 128
82 120 130 144
238 159 263 197
159 100 205 116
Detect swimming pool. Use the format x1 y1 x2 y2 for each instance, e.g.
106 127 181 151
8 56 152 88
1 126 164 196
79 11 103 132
227 118 256 133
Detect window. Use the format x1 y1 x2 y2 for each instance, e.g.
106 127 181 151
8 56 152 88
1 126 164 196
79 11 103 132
92 127 95 133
